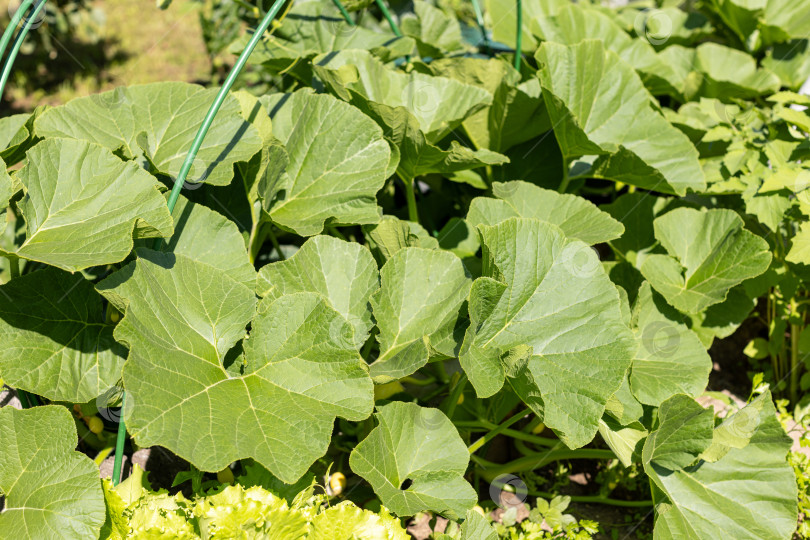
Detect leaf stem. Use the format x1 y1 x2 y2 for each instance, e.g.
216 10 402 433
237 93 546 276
267 225 285 261
404 179 419 223
514 0 522 70
468 409 529 454
0 0 34 64
528 489 653 508
8 256 19 279
443 372 467 420
248 220 268 265
791 299 800 404
473 448 615 481
456 420 558 447
399 375 436 386
558 161 570 193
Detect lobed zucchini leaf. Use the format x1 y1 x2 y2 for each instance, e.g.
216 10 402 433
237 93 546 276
536 40 705 196
0 406 105 539
628 282 711 406
97 250 374 482
257 235 379 349
259 90 392 236
350 402 476 519
369 247 471 382
0 268 126 402
640 207 772 314
460 217 635 448
34 82 262 187
643 392 797 539
3 138 173 272
467 180 623 245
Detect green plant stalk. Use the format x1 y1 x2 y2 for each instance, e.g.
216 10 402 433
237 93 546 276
473 449 615 481
514 0 522 70
401 176 419 223
468 409 528 454
267 225 285 261
331 0 355 25
8 256 19 279
558 159 571 193
0 0 34 63
443 373 467 420
248 220 268 265
528 489 653 508
112 393 126 486
469 0 489 52
0 0 47 99
116 0 290 485
456 421 558 447
791 319 800 404
374 0 401 37
399 375 436 386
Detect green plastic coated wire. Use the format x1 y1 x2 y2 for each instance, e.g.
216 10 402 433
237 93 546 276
111 395 126 485
113 0 291 487
374 0 401 37
514 0 522 70
0 0 47 99
470 0 489 52
331 0 355 25
0 0 35 63
163 0 287 217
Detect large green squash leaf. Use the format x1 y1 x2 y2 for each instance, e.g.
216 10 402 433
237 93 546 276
233 2 414 76
4 138 172 272
640 208 771 314
426 58 549 153
628 283 711 406
460 218 635 448
0 405 105 539
704 0 764 48
0 268 126 402
643 392 797 539
761 0 810 44
97 250 374 482
257 235 379 349
536 40 705 196
401 1 464 58
313 51 506 183
34 82 262 187
350 402 476 519
159 195 255 289
369 247 471 382
693 42 781 99
530 3 685 97
313 49 491 145
705 0 810 47
258 90 391 236
467 181 623 245
363 215 439 264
